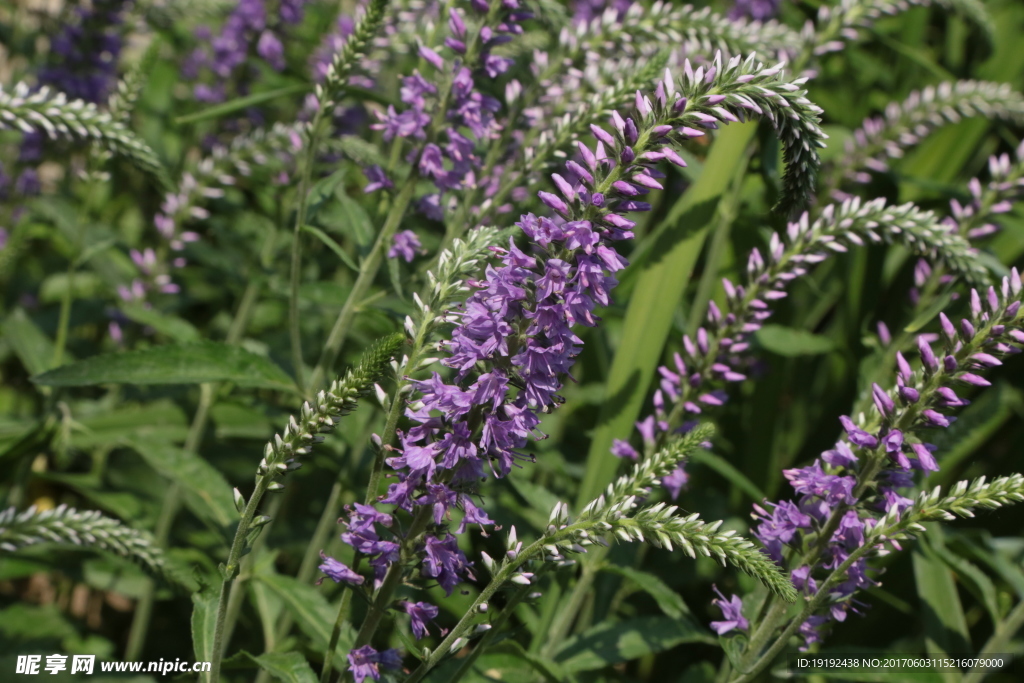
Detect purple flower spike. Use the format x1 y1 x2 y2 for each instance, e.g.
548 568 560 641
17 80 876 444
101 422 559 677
882 429 903 453
910 442 940 472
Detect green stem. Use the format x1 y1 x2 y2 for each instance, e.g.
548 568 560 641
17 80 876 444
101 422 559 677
307 177 417 393
962 598 1024 683
209 473 274 683
443 582 535 683
320 588 356 683
289 110 330 396
539 558 600 659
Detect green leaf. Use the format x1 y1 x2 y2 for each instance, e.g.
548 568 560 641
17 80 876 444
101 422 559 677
302 224 359 273
927 538 1002 626
174 84 310 125
255 573 354 658
553 616 713 673
72 400 190 449
599 565 693 620
120 303 201 343
2 309 60 376
32 341 295 391
191 585 219 666
306 169 348 224
576 123 758 509
330 191 375 248
755 324 835 356
126 439 237 531
488 641 568 683
914 531 971 682
902 293 954 334
250 652 319 683
688 449 766 501
39 272 104 303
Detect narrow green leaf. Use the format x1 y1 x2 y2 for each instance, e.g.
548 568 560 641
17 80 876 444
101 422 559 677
576 123 757 509
191 585 219 666
174 84 310 125
755 325 835 357
688 450 766 501
600 565 693 620
2 309 60 376
250 652 319 683
72 400 190 449
914 533 971 682
126 439 237 531
553 616 714 673
302 225 359 273
331 191 375 248
927 539 1002 626
256 573 354 658
120 304 201 343
31 341 295 391
902 293 954 334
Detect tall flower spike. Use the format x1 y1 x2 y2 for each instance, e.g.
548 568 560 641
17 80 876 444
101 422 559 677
339 53 827 604
744 269 1024 648
830 81 1024 197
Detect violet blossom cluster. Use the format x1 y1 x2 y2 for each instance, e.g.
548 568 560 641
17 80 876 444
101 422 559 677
6 0 131 204
319 68 748 672
185 0 311 103
38 0 131 104
369 0 531 225
724 271 1024 648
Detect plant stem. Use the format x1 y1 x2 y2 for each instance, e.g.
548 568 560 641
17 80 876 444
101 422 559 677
443 582 535 683
288 109 330 396
209 474 273 683
320 587 356 683
307 177 417 393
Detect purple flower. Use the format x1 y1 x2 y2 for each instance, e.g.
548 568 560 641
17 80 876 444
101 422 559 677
729 0 782 21
402 601 439 639
663 466 689 500
347 646 401 683
710 586 749 635
422 534 472 596
364 166 393 194
611 439 639 460
838 415 878 449
317 552 363 585
389 230 424 262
